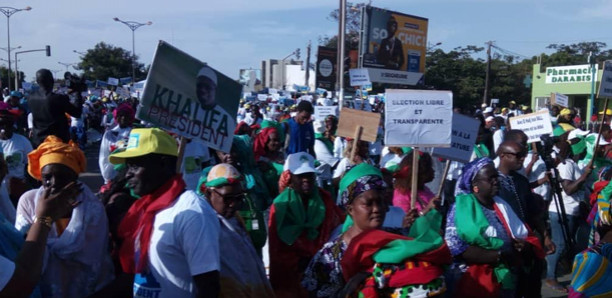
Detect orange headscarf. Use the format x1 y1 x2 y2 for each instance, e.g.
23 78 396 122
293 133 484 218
28 135 87 180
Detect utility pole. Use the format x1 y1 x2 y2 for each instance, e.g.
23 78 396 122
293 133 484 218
337 0 346 107
305 40 311 87
483 41 493 105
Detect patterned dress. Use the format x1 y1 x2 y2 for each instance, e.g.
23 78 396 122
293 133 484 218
302 235 347 297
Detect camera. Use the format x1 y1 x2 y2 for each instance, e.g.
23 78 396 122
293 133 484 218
537 134 560 170
63 72 88 93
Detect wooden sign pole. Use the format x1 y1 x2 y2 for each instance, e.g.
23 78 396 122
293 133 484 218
349 126 363 163
410 147 419 210
591 97 610 168
438 160 451 206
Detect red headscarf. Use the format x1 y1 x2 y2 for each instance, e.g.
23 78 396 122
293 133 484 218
113 103 135 124
253 127 278 161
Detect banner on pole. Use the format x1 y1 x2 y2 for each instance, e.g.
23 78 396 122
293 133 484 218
314 106 339 121
508 110 553 143
599 60 612 98
384 89 452 147
349 68 371 86
107 77 119 86
432 114 480 163
137 41 241 152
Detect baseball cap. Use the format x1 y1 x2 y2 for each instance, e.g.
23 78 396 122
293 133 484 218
284 152 316 175
9 91 22 98
109 128 178 164
568 128 589 140
587 133 611 146
599 108 612 115
560 108 572 116
485 116 495 122
484 107 493 113
509 100 516 104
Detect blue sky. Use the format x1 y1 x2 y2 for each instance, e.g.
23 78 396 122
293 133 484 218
2 0 612 83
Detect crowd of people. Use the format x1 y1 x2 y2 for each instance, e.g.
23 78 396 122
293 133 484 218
0 67 612 298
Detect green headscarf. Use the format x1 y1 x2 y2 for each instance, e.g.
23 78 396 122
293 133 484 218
273 187 326 246
455 193 514 289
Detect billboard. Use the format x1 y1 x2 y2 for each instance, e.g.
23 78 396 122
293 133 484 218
360 6 428 85
239 69 262 92
316 46 337 90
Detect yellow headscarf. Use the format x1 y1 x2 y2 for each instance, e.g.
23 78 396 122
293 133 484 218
27 135 87 180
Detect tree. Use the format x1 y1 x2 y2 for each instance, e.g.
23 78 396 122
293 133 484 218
319 1 370 50
76 42 146 82
0 66 25 90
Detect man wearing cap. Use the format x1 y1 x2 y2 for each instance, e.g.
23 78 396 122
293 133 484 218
28 69 83 147
100 128 221 297
268 152 344 298
508 100 519 115
6 91 28 135
0 102 33 205
598 108 612 128
193 66 235 147
557 108 575 132
483 106 494 118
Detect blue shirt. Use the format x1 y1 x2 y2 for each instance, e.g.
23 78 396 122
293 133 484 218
286 117 314 155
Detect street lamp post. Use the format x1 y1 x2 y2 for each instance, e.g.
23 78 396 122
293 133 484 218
73 50 86 57
113 17 152 84
58 62 75 73
0 6 32 91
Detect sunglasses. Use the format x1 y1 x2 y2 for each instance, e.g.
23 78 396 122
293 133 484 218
211 188 246 203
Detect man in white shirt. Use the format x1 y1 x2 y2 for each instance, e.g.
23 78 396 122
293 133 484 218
0 102 33 205
96 128 220 297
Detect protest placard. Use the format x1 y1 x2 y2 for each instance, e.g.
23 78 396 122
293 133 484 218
432 114 480 163
491 98 499 104
314 106 338 121
336 108 380 143
257 94 268 101
107 77 119 86
269 88 278 94
137 41 241 152
599 60 612 98
349 68 371 86
509 110 553 143
551 92 568 107
384 89 453 147
116 87 130 98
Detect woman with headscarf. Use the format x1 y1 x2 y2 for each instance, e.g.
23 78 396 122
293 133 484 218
14 136 114 297
200 163 275 297
253 127 284 198
444 157 544 297
392 151 440 214
268 152 344 298
199 135 269 255
99 103 135 186
302 163 447 297
570 181 612 297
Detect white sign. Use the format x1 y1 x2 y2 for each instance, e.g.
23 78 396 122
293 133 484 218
269 88 278 94
553 92 568 107
432 114 480 163
107 77 119 86
384 89 453 147
116 87 130 98
509 110 553 143
598 60 612 98
545 64 597 84
257 94 268 101
314 106 338 121
491 98 499 104
349 68 371 86
103 90 112 97
366 68 423 85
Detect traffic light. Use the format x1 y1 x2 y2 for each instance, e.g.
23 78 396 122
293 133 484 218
45 45 51 57
295 48 301 60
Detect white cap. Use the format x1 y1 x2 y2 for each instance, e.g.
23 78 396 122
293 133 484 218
485 116 495 122
484 107 494 113
481 103 488 108
285 152 316 175
197 66 218 86
568 129 589 140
